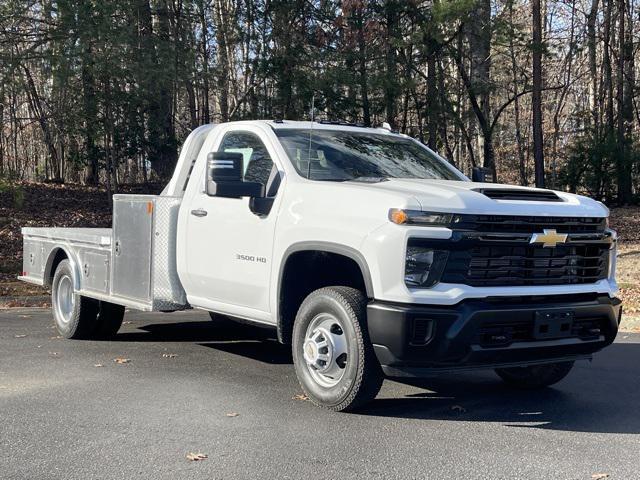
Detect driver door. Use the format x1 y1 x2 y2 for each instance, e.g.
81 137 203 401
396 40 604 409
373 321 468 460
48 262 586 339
184 127 283 319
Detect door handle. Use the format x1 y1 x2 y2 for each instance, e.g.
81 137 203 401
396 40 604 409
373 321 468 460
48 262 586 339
190 209 208 217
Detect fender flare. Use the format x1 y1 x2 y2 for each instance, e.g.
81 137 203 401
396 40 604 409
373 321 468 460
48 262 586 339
276 241 375 342
44 245 82 291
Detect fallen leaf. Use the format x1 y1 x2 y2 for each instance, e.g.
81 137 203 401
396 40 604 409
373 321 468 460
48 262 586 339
591 474 609 480
450 405 467 413
19 315 31 318
14 334 26 338
123 321 132 325
94 364 104 368
186 452 208 461
49 352 59 357
226 412 239 417
292 394 309 401
113 357 130 364
50 335 62 339
162 353 177 358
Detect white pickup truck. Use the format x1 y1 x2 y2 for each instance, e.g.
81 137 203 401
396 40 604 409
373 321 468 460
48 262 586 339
19 120 621 411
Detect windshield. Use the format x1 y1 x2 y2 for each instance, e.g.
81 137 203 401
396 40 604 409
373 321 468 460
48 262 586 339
274 129 462 181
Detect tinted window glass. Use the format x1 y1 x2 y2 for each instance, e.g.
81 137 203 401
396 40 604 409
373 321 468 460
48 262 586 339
219 132 274 187
275 129 460 181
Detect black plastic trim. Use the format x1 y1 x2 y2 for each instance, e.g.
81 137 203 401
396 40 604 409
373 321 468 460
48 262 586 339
276 241 375 342
367 295 621 376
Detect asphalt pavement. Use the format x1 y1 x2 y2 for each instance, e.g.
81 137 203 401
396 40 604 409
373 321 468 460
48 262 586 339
1 308 639 480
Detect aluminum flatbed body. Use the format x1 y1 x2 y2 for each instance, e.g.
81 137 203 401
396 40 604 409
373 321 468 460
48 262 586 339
19 196 188 312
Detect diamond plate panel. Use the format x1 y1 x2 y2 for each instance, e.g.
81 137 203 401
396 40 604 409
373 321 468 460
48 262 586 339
151 196 189 310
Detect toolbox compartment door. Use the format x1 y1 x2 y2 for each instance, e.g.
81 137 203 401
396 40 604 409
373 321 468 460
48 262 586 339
111 197 153 302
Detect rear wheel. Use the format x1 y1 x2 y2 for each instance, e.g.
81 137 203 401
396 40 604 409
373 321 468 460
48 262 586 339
95 301 125 338
51 259 99 339
292 286 383 412
495 361 574 389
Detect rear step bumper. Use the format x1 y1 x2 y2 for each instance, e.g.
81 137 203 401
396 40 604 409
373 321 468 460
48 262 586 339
367 294 622 377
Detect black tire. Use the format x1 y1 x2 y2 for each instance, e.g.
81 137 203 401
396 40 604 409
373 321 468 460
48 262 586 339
292 286 383 412
95 301 125 338
51 259 99 339
495 361 575 389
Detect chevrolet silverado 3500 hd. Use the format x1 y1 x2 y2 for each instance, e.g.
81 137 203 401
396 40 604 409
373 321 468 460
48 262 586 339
18 120 621 411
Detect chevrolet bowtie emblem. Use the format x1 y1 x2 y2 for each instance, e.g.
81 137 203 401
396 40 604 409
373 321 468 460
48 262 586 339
529 229 568 248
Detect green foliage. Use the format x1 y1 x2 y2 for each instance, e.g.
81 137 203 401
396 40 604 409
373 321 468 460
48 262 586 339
561 133 640 202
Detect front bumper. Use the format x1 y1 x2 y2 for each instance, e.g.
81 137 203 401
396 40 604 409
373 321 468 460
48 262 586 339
367 294 622 377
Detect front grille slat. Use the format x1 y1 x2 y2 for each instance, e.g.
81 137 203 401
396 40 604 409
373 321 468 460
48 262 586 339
432 214 611 287
443 244 610 286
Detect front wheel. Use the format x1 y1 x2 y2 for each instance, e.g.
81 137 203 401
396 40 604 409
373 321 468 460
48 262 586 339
495 361 575 389
292 286 383 412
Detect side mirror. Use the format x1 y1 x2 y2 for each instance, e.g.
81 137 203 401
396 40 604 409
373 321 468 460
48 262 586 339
206 152 264 198
471 166 494 183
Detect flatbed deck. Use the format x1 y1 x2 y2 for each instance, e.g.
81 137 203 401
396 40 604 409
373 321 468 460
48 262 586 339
22 227 112 247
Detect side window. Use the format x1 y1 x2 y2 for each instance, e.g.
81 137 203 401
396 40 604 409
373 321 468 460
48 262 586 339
219 132 276 194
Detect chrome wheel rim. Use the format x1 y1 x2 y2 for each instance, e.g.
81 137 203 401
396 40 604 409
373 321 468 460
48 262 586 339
303 313 349 387
54 274 74 325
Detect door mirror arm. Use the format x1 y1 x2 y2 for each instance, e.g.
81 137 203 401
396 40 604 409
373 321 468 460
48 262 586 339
249 196 275 216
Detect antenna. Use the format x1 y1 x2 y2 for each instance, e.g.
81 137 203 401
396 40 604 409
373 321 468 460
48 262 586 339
307 93 315 179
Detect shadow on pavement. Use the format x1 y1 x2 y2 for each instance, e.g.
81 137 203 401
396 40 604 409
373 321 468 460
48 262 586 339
114 317 292 364
116 317 639 433
359 342 640 434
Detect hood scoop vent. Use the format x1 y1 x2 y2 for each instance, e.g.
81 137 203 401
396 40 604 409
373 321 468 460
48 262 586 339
474 188 562 202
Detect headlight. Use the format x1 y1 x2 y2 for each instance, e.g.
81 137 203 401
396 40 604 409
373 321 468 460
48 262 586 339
405 246 448 288
389 209 453 226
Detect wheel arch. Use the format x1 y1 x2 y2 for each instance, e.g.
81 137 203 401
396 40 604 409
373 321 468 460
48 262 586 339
276 241 374 344
44 246 81 290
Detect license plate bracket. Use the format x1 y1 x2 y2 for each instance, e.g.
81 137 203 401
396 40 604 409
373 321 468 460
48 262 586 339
533 310 575 340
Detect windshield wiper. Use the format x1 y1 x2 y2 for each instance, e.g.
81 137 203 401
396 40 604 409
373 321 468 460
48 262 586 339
349 176 389 183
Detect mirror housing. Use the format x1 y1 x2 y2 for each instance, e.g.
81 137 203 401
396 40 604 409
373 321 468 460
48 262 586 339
471 166 494 183
206 151 264 198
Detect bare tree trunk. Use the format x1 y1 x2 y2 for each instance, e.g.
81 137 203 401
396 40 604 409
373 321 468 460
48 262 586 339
587 0 600 131
383 0 399 128
532 0 545 188
603 0 615 129
427 49 437 149
81 46 99 185
507 0 527 185
465 0 492 170
0 85 4 176
213 0 231 121
356 13 371 126
22 65 61 182
617 0 634 203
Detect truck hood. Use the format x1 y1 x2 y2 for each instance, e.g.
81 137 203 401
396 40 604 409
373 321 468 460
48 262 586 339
352 179 609 217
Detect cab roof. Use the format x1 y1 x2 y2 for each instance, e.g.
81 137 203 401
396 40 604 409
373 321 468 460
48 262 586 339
262 119 402 135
